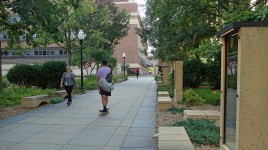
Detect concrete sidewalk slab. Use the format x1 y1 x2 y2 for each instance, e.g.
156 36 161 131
0 76 157 150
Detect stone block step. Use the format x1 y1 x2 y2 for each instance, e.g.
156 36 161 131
158 96 172 111
157 81 164 85
158 91 169 97
159 127 194 150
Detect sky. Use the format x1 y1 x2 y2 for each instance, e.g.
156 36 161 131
135 0 147 18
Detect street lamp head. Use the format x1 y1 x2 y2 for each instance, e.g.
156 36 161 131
78 29 86 40
122 52 126 58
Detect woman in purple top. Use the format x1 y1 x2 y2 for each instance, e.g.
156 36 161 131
97 60 111 112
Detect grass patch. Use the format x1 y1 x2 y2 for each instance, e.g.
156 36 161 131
193 88 220 106
76 77 97 90
0 87 56 108
157 84 174 98
73 88 86 94
167 107 189 115
170 119 220 146
51 97 64 104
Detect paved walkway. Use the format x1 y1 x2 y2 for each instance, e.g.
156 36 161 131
0 76 157 150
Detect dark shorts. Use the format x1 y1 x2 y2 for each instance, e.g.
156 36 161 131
99 87 111 96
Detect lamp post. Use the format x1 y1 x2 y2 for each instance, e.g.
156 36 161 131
122 53 126 79
78 29 86 89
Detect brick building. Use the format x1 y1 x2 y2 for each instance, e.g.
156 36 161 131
1 0 150 75
113 0 150 75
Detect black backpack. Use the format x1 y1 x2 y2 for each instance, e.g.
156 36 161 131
106 70 113 83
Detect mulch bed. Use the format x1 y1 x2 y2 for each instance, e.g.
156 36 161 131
156 101 220 150
0 106 35 120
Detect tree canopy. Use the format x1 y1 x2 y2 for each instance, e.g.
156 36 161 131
0 0 130 91
138 0 268 62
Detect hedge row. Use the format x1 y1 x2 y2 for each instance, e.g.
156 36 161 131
183 59 221 89
7 61 66 89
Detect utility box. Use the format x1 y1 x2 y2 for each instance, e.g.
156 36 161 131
217 22 268 150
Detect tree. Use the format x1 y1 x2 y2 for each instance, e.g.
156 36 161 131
72 0 130 73
0 0 130 91
47 0 95 65
139 0 268 62
0 0 94 91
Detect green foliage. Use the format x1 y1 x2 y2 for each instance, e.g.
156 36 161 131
168 107 189 115
0 87 55 108
73 88 86 95
169 70 174 85
51 97 64 104
205 60 221 89
183 59 205 88
6 61 66 89
76 77 97 91
2 76 10 88
139 0 268 62
42 61 66 89
157 84 174 98
72 0 130 67
171 119 220 146
154 74 163 81
183 88 220 106
6 64 39 87
194 88 220 106
183 89 205 105
112 75 127 82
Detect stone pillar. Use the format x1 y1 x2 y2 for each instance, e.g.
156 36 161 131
162 66 169 85
174 61 183 102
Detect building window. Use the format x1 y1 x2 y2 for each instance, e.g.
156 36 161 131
34 51 38 55
47 51 51 55
51 51 55 55
59 50 63 55
43 51 46 55
38 51 42 55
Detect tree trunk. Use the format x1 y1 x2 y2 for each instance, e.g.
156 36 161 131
68 51 72 66
0 41 3 92
90 64 96 79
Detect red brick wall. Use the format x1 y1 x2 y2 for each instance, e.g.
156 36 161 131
114 24 138 64
114 2 138 13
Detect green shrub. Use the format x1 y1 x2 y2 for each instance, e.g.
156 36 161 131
112 75 127 82
194 88 220 106
124 75 128 81
2 76 10 88
169 70 174 85
170 119 220 146
32 64 48 89
51 97 64 104
183 59 206 88
183 89 205 105
6 64 39 87
6 61 66 89
42 61 66 89
154 74 163 81
168 107 189 114
206 61 221 89
76 77 98 90
0 87 56 108
157 84 174 98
